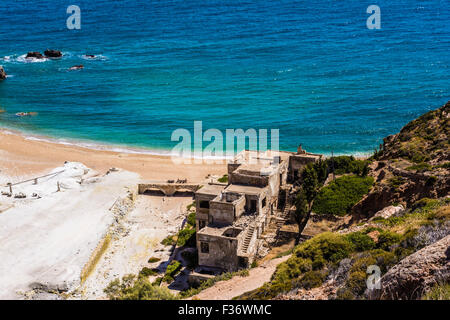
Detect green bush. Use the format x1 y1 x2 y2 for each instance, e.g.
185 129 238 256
376 231 402 251
326 156 370 176
139 267 158 278
346 271 367 296
152 277 163 286
295 270 326 290
218 174 228 183
104 275 176 300
187 212 196 227
165 260 182 279
337 249 398 299
242 232 354 299
411 198 440 212
346 232 376 252
148 257 160 263
161 235 176 246
295 232 354 264
312 175 374 216
177 228 196 247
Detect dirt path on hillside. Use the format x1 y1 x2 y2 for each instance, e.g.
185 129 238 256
189 255 291 300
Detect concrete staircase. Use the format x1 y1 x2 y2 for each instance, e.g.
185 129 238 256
276 191 292 230
241 225 255 253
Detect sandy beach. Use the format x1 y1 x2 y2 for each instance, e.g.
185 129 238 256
0 128 227 299
0 129 227 182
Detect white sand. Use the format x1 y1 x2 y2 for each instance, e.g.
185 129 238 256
0 162 139 299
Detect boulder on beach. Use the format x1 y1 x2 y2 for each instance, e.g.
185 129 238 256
44 49 62 58
26 52 44 59
0 66 6 80
69 65 84 70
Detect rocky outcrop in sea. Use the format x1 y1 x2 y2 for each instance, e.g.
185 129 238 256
0 66 6 80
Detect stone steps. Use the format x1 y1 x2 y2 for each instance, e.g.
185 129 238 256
241 225 255 252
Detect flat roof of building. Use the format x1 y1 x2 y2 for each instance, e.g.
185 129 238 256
232 150 291 164
225 184 267 196
196 183 226 196
198 224 243 237
290 152 322 160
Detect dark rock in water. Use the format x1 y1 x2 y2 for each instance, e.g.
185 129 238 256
69 65 84 70
26 52 44 59
85 54 96 58
44 49 62 58
0 66 6 80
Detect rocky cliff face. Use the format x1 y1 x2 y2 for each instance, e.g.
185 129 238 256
381 101 449 164
352 101 449 220
373 235 449 300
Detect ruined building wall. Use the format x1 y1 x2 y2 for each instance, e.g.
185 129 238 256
209 196 245 224
197 234 240 271
229 173 269 187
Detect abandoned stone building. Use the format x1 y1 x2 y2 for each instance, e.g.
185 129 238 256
194 147 322 273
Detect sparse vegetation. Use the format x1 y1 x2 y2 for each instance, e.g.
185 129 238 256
345 232 376 252
406 162 432 172
104 274 176 300
162 260 182 283
239 196 450 300
161 209 197 247
148 257 161 263
218 174 229 183
388 176 405 190
81 233 111 284
422 283 450 300
139 267 158 278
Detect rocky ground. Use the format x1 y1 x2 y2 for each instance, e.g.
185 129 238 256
79 195 192 299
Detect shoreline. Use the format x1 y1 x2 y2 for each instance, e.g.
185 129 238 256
0 127 228 182
0 126 373 162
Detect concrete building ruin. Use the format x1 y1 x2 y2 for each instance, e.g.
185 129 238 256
194 147 322 273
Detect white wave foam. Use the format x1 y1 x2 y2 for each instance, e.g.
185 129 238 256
16 54 49 63
81 54 108 61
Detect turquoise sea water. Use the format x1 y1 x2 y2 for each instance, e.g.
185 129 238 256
0 0 448 155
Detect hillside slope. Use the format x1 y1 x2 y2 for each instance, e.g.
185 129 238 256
238 102 450 300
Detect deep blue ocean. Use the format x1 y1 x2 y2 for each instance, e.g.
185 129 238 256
0 0 448 155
